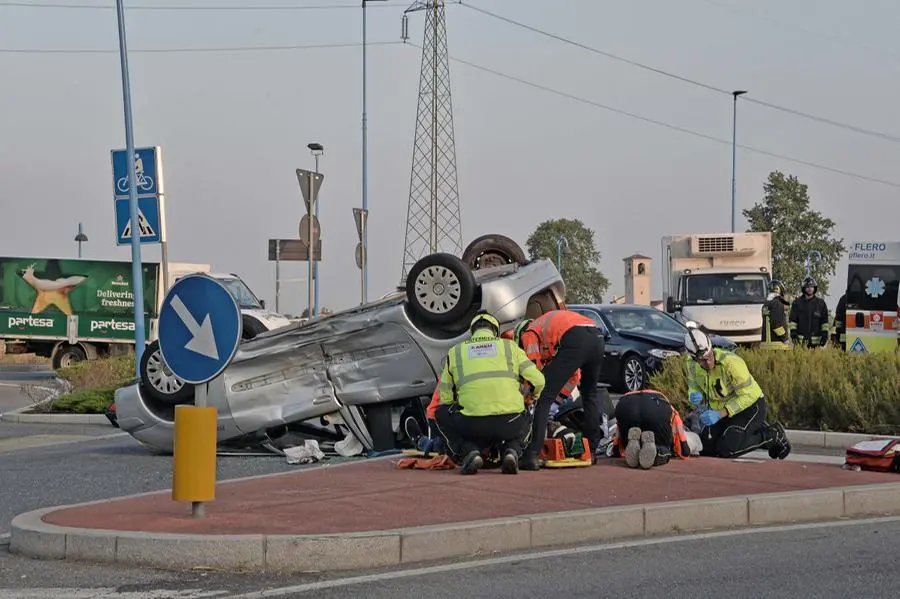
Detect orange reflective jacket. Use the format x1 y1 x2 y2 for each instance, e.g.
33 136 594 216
520 310 596 369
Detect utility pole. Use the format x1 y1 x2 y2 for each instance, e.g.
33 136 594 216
74 222 88 258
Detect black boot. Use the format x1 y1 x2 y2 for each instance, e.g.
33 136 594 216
766 422 791 460
501 449 519 474
519 452 541 471
459 450 484 475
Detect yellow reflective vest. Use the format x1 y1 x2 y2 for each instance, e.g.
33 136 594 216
439 329 545 417
685 348 764 417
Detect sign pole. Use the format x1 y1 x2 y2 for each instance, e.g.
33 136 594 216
114 0 146 377
275 240 281 314
307 178 316 320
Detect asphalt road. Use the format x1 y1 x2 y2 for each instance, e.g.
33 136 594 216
1 516 898 597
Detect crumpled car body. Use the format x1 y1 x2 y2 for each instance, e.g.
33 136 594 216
114 256 565 453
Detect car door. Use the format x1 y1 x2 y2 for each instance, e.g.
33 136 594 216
568 307 619 384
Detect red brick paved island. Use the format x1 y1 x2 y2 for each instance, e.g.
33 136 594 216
41 457 896 536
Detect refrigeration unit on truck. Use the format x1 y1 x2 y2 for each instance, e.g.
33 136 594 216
0 256 290 369
661 232 773 345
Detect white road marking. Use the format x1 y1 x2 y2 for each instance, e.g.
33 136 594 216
0 590 229 598
223 516 900 598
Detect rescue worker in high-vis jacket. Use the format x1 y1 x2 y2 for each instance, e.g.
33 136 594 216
683 328 792 460
433 310 545 475
760 279 791 350
789 276 830 347
513 309 605 470
831 293 847 351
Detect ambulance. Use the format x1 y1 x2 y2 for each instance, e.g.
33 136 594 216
843 241 900 354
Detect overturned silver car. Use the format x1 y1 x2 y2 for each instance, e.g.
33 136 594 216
114 235 566 453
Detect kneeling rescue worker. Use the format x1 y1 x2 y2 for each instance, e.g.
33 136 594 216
514 309 605 470
613 389 698 469
434 310 545 475
683 328 792 460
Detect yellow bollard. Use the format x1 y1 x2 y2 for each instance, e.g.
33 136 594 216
172 405 217 515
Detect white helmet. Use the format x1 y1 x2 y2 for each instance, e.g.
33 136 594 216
684 328 713 359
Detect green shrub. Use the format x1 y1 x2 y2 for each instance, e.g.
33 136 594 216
647 347 900 435
53 355 136 413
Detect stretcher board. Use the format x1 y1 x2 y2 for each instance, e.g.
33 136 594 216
544 458 592 468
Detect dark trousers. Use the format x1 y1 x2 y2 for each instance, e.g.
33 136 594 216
614 393 674 455
434 403 530 458
525 326 605 457
701 397 769 458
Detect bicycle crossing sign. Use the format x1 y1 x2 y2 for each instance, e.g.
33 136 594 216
110 145 165 246
112 147 161 198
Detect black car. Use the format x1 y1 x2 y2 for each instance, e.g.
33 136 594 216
567 304 737 393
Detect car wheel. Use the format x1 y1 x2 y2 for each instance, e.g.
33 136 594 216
621 354 646 392
241 315 267 340
406 253 476 325
139 340 194 404
461 234 527 270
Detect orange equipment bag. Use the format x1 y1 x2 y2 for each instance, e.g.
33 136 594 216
844 439 900 473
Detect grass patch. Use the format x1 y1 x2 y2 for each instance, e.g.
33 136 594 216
51 355 136 414
0 352 49 365
648 347 900 435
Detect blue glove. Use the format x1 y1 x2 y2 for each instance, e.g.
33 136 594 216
700 409 722 427
689 391 703 405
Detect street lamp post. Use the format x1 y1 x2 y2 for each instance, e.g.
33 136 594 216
74 222 88 259
308 142 324 319
731 90 747 233
362 0 387 305
556 235 569 273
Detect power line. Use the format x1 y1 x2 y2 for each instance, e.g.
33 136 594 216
457 1 900 144
0 40 400 54
0 1 400 9
402 42 900 189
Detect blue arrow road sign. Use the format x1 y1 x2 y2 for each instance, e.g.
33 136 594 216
158 273 243 385
112 146 159 197
115 196 162 245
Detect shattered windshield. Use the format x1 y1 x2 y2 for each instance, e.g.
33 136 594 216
219 277 263 309
683 273 768 306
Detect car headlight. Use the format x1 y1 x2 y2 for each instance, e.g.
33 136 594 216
648 349 680 360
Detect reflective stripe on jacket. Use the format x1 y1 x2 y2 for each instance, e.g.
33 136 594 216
685 348 763 417
519 310 597 369
439 329 546 417
761 296 791 350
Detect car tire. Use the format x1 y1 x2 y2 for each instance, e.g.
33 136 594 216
241 315 267 340
620 354 646 393
139 340 194 404
461 234 528 270
406 253 476 325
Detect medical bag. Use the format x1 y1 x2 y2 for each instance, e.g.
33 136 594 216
844 439 900 473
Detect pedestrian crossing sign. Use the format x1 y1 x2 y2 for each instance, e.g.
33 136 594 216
114 197 162 245
848 337 867 354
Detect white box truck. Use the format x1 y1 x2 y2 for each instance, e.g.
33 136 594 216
661 232 773 345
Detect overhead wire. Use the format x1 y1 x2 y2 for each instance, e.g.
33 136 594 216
0 1 401 9
0 40 401 53
400 42 900 189
457 1 900 144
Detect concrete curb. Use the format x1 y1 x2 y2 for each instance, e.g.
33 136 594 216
785 430 900 449
0 404 111 425
10 482 900 573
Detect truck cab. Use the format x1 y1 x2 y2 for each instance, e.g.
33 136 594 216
662 233 772 345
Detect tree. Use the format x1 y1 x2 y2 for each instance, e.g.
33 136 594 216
525 218 610 303
300 307 331 318
742 171 844 297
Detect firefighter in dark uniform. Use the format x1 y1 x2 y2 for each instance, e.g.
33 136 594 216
760 280 791 350
789 276 830 348
831 293 847 351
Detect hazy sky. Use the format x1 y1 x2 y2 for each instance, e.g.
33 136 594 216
2 0 898 316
